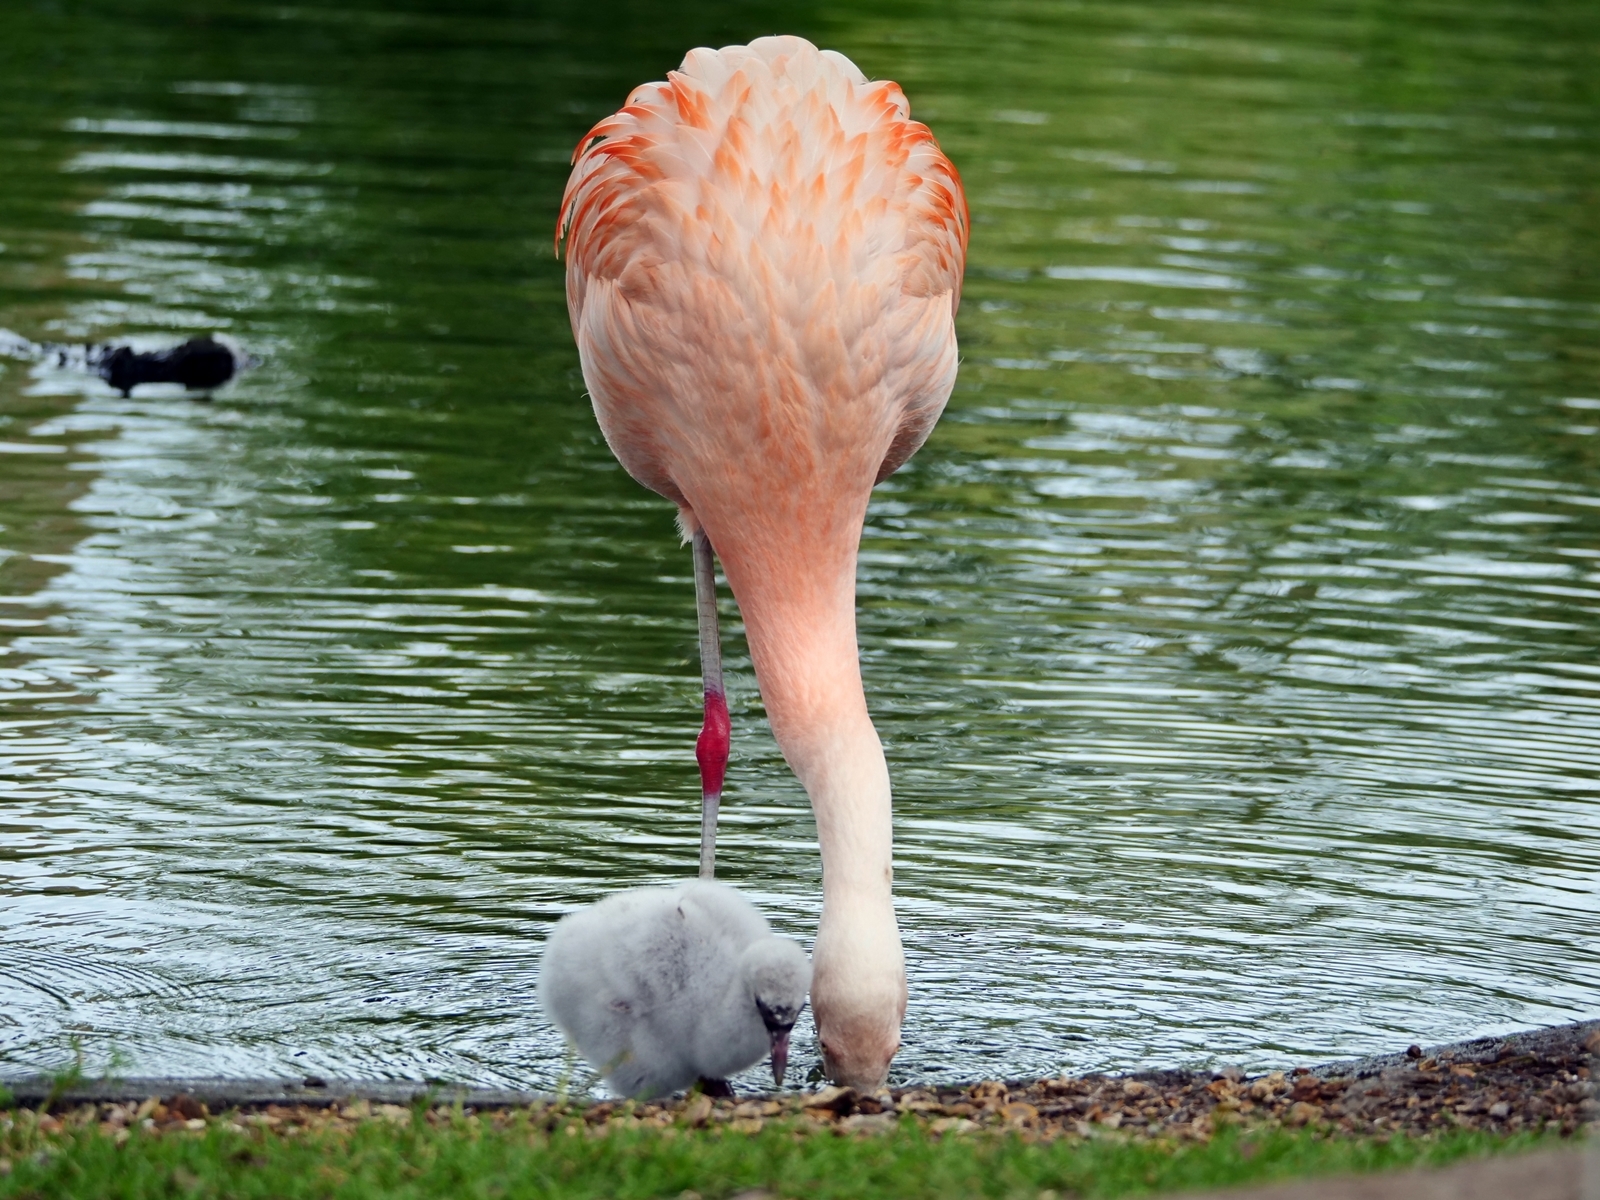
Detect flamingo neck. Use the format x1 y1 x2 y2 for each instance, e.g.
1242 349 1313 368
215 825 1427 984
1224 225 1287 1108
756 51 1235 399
722 543 893 900
685 489 905 1085
789 709 895 905
712 520 905 1074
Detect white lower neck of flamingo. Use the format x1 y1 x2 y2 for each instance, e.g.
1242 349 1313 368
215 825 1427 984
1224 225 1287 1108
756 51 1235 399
786 712 895 904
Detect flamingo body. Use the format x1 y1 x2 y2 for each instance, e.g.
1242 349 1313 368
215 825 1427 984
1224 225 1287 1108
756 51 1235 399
559 36 967 1088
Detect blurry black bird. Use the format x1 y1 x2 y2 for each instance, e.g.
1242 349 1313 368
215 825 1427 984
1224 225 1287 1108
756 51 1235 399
0 329 255 396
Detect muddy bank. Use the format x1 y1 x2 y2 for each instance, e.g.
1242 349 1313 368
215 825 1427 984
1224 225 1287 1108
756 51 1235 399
5 1019 1595 1142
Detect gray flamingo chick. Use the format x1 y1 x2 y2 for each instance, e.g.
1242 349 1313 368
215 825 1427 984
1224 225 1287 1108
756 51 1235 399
539 880 810 1099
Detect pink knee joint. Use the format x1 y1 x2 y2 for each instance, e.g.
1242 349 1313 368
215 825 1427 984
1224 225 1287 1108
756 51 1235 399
696 689 730 798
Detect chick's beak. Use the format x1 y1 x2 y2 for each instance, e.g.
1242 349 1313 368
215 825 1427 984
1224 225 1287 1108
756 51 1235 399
769 1026 792 1087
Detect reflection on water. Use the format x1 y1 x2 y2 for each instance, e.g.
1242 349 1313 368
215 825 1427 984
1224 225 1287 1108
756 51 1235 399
1 0 1597 1090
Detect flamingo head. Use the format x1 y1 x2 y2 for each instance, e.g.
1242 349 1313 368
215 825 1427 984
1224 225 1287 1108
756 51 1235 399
815 1005 902 1090
811 912 906 1090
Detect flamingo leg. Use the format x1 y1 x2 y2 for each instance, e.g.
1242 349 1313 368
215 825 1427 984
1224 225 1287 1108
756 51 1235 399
693 528 730 878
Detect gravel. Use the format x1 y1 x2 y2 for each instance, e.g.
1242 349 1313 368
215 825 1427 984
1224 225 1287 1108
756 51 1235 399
5 1019 1595 1143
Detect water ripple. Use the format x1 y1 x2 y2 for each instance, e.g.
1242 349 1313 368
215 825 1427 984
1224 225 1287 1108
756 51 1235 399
1 0 1598 1091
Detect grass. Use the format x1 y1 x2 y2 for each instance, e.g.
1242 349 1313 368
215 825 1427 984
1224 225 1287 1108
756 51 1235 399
0 1104 1566 1200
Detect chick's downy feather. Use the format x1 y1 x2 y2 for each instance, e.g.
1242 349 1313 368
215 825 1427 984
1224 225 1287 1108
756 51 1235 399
539 881 810 1099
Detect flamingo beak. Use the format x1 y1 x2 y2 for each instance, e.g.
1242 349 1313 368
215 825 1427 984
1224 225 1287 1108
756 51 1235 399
769 1026 792 1087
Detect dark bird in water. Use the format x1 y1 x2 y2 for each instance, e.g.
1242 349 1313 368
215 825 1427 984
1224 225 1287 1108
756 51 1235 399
0 329 254 397
95 336 246 396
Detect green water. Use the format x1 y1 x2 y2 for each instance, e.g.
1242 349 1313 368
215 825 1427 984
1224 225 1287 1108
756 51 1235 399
1 0 1596 1091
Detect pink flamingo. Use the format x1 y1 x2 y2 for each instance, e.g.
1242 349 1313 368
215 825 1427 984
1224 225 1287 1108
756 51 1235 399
558 35 967 1089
